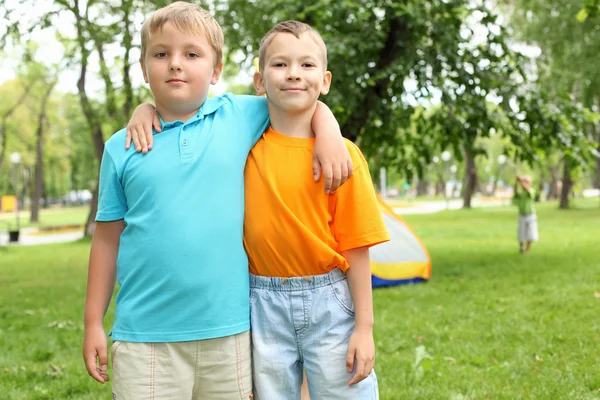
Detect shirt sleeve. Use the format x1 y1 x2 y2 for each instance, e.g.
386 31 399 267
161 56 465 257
95 148 127 222
332 144 390 252
232 95 270 146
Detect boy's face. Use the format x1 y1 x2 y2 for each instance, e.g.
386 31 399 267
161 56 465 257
255 32 331 114
140 22 223 115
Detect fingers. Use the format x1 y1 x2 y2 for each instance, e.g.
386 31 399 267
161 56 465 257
312 154 322 182
83 350 107 384
152 112 162 133
348 358 371 386
346 348 355 373
138 128 149 154
322 163 333 194
125 128 132 150
329 162 342 193
132 128 142 153
98 346 110 382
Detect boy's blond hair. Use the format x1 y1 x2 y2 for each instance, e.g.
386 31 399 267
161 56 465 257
258 21 328 72
140 1 224 66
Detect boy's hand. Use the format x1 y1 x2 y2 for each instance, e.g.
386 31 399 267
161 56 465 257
346 326 375 386
312 134 353 194
125 103 161 153
83 324 109 384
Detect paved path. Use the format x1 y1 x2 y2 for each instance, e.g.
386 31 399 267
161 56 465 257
0 227 84 246
1 198 508 246
393 198 507 215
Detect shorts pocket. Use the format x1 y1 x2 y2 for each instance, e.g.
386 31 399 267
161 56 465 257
330 278 355 317
235 331 253 399
110 340 124 363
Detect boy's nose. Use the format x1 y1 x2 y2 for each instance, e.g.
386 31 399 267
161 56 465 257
169 57 182 71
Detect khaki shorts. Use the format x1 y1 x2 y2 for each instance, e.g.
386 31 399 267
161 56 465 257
111 331 252 400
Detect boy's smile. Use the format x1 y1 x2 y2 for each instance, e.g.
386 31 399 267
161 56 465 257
140 21 223 122
257 32 331 115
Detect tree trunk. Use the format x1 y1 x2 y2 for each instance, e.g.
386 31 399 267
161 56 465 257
85 185 99 237
462 146 478 208
30 81 56 223
74 3 106 237
548 165 560 200
594 123 600 190
416 180 428 197
339 13 408 141
559 158 572 209
435 179 444 196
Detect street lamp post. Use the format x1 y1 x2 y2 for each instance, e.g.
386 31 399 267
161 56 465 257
9 152 21 242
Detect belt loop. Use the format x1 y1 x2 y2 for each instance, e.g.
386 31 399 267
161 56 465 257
281 278 288 285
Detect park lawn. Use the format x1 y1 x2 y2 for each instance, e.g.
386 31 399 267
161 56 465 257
0 200 599 399
0 206 89 230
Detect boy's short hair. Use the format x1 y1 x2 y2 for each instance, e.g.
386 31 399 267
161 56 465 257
140 1 224 66
258 21 328 72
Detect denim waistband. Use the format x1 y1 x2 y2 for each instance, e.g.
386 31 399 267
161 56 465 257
250 268 346 291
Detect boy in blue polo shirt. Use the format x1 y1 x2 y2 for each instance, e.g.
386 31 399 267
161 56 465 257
82 3 351 398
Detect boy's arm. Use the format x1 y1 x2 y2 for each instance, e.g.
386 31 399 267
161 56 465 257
125 103 161 153
83 220 124 384
342 246 375 386
312 101 353 193
123 98 354 193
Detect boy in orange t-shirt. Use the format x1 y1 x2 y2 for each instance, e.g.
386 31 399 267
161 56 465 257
245 21 389 399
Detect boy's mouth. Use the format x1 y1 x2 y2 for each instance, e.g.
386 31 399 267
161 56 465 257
282 88 305 93
167 78 186 84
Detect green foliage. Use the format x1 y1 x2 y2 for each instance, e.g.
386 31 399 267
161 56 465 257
215 0 595 179
506 0 600 108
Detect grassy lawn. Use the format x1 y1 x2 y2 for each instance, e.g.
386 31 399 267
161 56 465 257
0 207 89 230
0 200 599 399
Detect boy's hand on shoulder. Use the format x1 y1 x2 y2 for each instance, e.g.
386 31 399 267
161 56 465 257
312 134 354 194
125 103 162 154
346 325 375 386
82 324 109 384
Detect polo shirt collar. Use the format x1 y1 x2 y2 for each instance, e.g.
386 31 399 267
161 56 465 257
157 96 227 131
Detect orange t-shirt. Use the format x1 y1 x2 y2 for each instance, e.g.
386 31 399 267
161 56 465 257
244 127 390 277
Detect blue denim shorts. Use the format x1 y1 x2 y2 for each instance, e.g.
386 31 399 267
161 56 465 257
250 268 379 400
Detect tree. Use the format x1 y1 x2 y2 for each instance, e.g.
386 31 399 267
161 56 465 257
504 0 600 207
2 0 159 234
216 0 594 208
30 76 57 223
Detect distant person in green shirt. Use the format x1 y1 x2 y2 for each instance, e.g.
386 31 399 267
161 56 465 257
513 175 538 253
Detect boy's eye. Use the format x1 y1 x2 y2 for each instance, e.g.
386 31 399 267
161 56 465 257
303 63 316 68
155 52 167 58
273 63 285 67
187 53 199 58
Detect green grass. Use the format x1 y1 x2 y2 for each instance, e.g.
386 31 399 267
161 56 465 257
0 200 599 399
0 207 88 230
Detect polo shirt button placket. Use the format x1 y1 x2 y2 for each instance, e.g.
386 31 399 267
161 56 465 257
180 124 191 159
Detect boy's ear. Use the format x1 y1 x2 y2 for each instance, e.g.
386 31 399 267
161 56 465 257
320 71 332 95
211 63 224 85
140 58 149 83
254 71 266 96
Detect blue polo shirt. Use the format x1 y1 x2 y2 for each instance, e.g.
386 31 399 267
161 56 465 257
96 93 269 342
